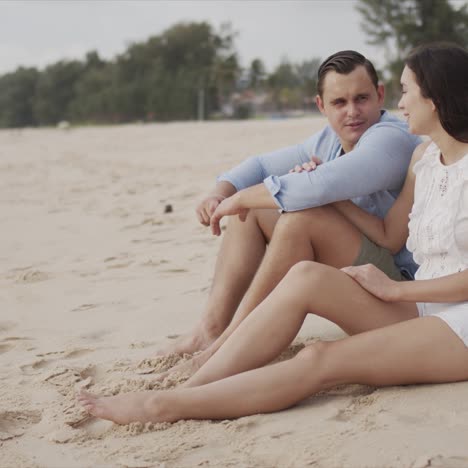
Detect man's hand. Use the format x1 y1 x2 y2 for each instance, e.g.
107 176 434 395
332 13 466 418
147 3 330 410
341 264 400 302
196 194 226 226
210 194 249 236
289 156 323 173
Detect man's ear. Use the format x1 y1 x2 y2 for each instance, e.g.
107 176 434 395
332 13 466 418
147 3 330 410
315 95 325 114
377 83 385 105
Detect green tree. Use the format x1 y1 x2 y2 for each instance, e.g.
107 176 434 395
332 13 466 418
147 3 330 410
0 21 240 127
266 59 322 111
248 58 267 89
0 67 39 127
357 0 468 105
33 60 84 125
296 58 321 97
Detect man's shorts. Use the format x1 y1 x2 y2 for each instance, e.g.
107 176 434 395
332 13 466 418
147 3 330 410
353 235 406 281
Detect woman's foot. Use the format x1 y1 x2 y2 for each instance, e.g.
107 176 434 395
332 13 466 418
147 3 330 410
77 390 173 425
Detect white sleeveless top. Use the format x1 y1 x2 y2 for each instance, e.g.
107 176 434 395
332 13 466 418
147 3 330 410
407 142 468 280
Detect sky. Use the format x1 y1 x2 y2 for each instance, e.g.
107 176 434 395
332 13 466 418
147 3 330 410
0 0 465 76
0 0 385 74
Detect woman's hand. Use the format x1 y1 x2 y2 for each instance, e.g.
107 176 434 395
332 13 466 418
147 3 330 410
341 264 401 302
210 194 249 236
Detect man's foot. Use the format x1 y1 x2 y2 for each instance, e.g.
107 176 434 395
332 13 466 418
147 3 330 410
154 324 221 357
77 390 173 425
153 348 213 384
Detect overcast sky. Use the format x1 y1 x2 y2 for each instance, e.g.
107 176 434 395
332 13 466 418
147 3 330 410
0 0 463 76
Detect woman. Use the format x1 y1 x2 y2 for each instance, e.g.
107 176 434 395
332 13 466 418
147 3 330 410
79 43 468 424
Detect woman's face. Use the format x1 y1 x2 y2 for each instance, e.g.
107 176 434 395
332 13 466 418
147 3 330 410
398 66 437 136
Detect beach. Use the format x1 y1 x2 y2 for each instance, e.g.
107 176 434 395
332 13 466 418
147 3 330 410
1 116 468 468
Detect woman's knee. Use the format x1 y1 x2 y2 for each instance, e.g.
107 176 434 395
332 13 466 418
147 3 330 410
296 341 327 360
286 260 332 287
295 341 338 386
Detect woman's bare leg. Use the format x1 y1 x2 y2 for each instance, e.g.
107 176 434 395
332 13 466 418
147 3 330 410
184 261 417 387
78 316 468 424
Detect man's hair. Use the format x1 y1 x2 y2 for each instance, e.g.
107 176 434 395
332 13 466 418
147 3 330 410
405 42 468 143
317 50 379 97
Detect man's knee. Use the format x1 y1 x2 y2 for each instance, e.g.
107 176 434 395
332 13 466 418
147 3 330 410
274 206 336 237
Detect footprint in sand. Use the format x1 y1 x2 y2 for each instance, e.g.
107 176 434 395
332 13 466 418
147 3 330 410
63 348 93 359
0 336 33 355
43 364 98 396
132 237 160 244
413 455 468 468
161 268 188 274
71 303 99 312
106 261 133 269
21 349 95 377
20 358 54 375
330 387 377 423
141 217 164 226
0 343 14 354
0 409 42 441
36 348 93 360
15 269 50 283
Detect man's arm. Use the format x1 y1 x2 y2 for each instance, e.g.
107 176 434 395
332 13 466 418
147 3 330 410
217 134 321 191
263 125 420 211
197 133 322 226
196 181 237 226
210 183 277 235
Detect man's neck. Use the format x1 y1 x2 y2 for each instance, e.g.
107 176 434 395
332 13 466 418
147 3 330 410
340 143 354 154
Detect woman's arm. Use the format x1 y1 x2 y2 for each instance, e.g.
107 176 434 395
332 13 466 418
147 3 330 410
333 142 429 254
395 270 468 303
342 264 468 304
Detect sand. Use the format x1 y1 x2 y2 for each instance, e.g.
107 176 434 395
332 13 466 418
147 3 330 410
1 116 468 468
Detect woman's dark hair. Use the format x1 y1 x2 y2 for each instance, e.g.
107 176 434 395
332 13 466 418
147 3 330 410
317 50 379 97
405 42 468 142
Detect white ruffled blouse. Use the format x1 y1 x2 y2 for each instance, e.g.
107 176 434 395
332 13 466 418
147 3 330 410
407 142 468 280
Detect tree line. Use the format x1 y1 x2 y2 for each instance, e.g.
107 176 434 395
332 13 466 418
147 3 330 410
0 0 467 128
0 21 321 128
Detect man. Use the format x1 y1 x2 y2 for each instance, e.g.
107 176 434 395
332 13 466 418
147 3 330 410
156 50 421 378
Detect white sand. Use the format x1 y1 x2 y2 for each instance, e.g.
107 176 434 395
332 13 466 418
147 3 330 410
1 117 468 468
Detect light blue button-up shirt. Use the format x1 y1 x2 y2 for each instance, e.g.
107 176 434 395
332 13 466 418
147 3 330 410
218 111 422 278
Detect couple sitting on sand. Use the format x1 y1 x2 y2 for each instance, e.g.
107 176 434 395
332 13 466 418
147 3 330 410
79 43 468 424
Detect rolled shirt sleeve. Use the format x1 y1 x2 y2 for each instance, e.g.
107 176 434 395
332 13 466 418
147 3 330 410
264 123 420 212
217 134 321 191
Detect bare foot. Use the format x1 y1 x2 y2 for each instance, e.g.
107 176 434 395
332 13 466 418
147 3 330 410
153 348 212 384
77 390 173 425
154 325 220 357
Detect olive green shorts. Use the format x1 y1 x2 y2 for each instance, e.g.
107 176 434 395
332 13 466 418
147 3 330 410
353 235 406 281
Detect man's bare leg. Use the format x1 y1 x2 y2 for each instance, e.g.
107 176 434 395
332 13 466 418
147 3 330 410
155 209 279 356
165 205 366 380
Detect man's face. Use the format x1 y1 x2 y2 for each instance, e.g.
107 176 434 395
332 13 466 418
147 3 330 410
316 65 384 153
